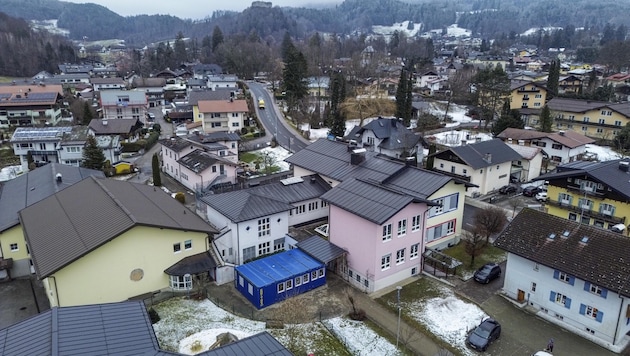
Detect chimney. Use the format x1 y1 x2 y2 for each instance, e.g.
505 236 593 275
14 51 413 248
619 161 630 172
56 173 62 183
484 153 492 163
559 130 565 136
350 148 366 165
461 140 467 146
102 119 108 126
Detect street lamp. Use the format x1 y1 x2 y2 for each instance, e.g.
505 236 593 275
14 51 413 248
396 285 402 348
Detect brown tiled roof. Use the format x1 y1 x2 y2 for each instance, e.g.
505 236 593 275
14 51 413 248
20 177 218 278
90 77 125 85
497 128 548 141
198 99 248 113
494 208 630 297
547 130 595 148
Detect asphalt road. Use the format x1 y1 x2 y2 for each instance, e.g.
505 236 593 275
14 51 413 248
247 81 308 153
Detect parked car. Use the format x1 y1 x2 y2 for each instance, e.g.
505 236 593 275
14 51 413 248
535 191 548 202
522 186 542 197
532 351 553 356
147 113 156 121
499 185 517 194
474 263 502 284
466 317 501 351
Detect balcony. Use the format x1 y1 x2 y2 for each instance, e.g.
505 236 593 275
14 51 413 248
554 117 622 129
546 199 626 224
565 184 605 198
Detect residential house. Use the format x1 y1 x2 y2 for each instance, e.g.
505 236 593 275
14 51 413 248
196 99 248 133
547 97 630 140
42 73 91 88
307 76 330 98
11 126 86 171
496 128 595 166
0 84 64 128
429 138 522 196
20 177 222 307
176 149 239 192
90 77 126 91
604 73 630 88
558 75 583 95
88 118 143 142
286 139 472 251
0 164 104 278
186 131 241 164
415 71 441 89
200 175 331 265
99 90 148 123
191 63 223 79
189 89 238 123
509 80 548 115
0 301 291 356
131 77 166 108
494 208 630 351
468 55 510 70
206 74 238 91
346 117 424 164
505 143 544 182
58 64 93 75
537 159 630 233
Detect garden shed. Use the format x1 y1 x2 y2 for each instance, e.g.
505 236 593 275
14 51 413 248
234 249 326 309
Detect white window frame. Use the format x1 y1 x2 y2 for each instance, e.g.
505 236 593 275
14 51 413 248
381 254 391 270
382 223 392 241
586 305 599 319
184 240 192 250
9 243 18 252
411 215 421 231
169 275 192 290
559 272 571 283
590 284 603 296
555 292 567 306
397 219 407 236
258 217 270 237
277 282 285 293
173 242 181 253
396 248 405 264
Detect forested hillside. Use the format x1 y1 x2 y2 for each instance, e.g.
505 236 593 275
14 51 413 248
3 0 630 46
0 12 75 76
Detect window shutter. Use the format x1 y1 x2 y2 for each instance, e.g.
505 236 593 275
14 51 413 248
565 297 571 309
549 291 556 302
568 276 575 286
601 288 608 299
579 303 586 315
584 281 591 291
450 193 459 210
596 310 604 323
553 270 560 280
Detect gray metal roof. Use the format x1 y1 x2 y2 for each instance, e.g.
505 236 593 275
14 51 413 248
0 164 105 232
347 118 420 150
285 138 404 182
188 89 235 106
320 178 428 225
538 159 630 199
159 136 196 152
296 235 346 264
178 149 235 173
434 139 522 169
381 166 455 199
200 175 330 223
164 251 218 276
0 302 292 356
186 131 241 144
88 118 142 135
495 208 630 298
20 177 218 278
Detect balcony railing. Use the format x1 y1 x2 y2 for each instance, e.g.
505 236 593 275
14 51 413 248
554 117 623 129
546 199 626 224
565 185 605 198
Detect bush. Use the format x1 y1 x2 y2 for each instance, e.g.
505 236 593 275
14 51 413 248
174 192 186 204
121 142 144 152
144 131 160 150
241 127 249 135
148 308 160 324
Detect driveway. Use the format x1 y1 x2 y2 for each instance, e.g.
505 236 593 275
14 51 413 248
0 278 49 329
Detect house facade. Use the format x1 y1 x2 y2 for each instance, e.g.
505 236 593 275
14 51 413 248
90 77 126 91
547 97 630 140
429 139 521 196
206 75 238 90
131 77 167 108
99 90 148 123
195 99 248 133
539 159 630 234
10 126 89 171
509 80 548 111
20 177 221 307
0 164 105 279
495 209 630 351
505 143 544 182
0 84 64 128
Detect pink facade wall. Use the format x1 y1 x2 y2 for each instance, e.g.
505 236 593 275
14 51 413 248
329 202 427 285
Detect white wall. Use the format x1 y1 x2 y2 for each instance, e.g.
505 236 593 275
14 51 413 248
288 198 329 226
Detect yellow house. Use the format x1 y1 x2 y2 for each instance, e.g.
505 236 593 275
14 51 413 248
540 159 630 235
546 97 630 140
20 177 220 307
509 80 548 111
0 164 105 279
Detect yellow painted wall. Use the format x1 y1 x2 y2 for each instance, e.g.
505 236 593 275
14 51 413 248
0 225 29 261
44 226 209 307
426 180 467 249
192 105 201 123
113 162 133 175
545 185 630 232
553 108 630 140
510 85 548 110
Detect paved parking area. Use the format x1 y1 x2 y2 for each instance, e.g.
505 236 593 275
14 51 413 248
0 278 49 329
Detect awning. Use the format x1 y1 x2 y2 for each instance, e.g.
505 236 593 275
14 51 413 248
164 251 217 276
296 235 346 264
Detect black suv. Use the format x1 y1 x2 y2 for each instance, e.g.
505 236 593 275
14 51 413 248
474 263 501 284
467 318 501 351
522 185 542 197
498 185 517 194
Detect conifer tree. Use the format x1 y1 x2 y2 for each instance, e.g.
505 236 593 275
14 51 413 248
152 153 162 187
82 135 105 170
539 105 553 132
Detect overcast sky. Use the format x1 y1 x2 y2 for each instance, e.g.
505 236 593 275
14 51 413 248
63 0 341 19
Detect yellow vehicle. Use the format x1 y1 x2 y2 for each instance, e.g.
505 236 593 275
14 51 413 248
258 99 265 109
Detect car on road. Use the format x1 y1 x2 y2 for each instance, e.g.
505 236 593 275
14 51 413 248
474 263 501 284
522 185 542 197
499 185 518 194
466 317 501 351
535 191 548 202
147 113 156 122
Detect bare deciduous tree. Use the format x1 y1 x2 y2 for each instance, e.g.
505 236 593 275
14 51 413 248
463 226 486 267
474 206 508 244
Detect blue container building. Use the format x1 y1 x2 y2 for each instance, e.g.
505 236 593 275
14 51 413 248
234 249 326 309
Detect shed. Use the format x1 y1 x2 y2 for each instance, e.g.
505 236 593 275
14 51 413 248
234 249 326 309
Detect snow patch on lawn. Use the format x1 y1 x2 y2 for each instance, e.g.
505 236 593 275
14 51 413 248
324 317 401 356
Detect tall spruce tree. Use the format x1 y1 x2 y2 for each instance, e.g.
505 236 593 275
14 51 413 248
329 72 346 138
547 60 560 98
539 105 553 132
395 69 407 120
82 135 105 170
282 44 308 113
82 101 93 125
152 153 162 187
211 26 224 52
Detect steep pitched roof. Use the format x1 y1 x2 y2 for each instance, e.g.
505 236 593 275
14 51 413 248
547 97 630 117
346 118 420 150
497 127 594 148
159 136 197 152
433 138 522 169
506 143 542 160
88 118 142 135
200 175 331 223
538 159 630 199
187 131 241 144
198 99 248 113
0 301 291 356
188 89 235 106
0 164 105 232
494 208 630 297
496 128 548 141
20 177 218 278
178 149 236 173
